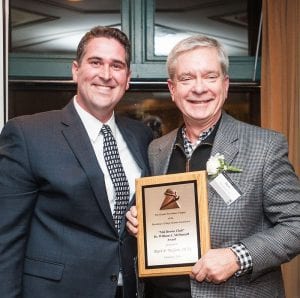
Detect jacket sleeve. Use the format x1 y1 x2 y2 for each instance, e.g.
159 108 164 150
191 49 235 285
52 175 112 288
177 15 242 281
0 119 38 297
241 132 300 279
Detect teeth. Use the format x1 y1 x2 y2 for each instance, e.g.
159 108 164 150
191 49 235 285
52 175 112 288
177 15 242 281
94 85 111 90
189 99 210 103
189 100 207 103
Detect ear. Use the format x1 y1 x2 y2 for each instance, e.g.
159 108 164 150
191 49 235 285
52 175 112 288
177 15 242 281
72 61 79 82
125 70 132 90
167 79 175 102
223 75 230 99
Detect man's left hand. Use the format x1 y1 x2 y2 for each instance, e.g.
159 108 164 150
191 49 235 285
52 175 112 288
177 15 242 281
190 248 240 284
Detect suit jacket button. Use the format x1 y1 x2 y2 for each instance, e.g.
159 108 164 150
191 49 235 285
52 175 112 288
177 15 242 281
111 274 118 282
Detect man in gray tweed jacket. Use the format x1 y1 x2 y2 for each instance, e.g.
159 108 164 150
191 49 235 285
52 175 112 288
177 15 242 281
126 35 300 297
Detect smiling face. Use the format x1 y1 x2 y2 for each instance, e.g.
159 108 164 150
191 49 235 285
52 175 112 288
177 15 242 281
72 37 131 122
168 47 229 131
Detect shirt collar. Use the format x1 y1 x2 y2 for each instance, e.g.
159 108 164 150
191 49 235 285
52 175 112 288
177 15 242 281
180 116 222 158
182 125 215 158
182 125 215 146
73 96 117 142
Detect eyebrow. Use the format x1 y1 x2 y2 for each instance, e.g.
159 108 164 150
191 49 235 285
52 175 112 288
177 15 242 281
87 56 127 66
178 70 221 77
177 71 194 78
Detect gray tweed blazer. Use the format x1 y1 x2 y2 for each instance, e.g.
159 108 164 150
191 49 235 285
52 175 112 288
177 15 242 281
148 112 300 298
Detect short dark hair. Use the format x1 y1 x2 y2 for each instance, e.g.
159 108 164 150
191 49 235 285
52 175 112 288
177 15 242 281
76 26 131 69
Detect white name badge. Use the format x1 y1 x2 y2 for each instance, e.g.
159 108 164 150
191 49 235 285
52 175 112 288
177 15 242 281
209 173 242 205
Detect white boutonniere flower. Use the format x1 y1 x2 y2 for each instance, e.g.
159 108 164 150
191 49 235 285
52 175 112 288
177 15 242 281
206 153 242 177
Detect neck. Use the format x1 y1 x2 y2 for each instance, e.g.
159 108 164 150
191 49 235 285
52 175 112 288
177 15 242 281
184 114 221 143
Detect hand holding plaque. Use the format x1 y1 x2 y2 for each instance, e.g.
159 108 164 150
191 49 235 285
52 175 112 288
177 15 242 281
135 171 211 277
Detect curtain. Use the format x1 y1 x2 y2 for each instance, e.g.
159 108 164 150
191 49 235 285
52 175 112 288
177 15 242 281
261 0 300 297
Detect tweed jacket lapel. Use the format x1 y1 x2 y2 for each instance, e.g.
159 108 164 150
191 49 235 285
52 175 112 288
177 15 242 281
211 112 239 165
149 129 178 175
60 102 116 232
203 112 239 205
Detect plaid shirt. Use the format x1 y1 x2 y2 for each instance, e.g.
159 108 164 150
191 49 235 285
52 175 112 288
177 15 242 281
182 126 215 158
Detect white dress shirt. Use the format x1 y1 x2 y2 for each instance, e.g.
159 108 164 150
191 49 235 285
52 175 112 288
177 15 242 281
73 97 142 214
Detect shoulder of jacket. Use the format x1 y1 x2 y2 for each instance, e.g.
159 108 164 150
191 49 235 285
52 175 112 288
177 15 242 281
149 128 178 147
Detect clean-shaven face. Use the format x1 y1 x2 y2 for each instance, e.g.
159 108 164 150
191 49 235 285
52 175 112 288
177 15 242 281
72 37 131 122
168 47 229 128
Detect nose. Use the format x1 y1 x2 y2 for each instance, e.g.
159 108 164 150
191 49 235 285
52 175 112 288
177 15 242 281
99 64 112 81
192 77 208 94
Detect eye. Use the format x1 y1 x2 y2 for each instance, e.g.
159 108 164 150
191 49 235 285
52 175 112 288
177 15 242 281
111 63 123 70
178 75 193 82
111 62 126 71
90 59 101 67
205 73 219 82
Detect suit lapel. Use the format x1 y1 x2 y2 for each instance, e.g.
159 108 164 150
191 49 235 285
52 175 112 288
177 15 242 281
60 102 115 232
211 113 239 165
115 116 151 235
204 113 239 203
116 117 149 176
155 129 178 175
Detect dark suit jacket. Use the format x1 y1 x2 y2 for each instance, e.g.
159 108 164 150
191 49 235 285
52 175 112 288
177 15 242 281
0 101 153 298
148 112 300 298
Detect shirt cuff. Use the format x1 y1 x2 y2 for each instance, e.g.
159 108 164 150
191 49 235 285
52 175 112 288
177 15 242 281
230 243 253 276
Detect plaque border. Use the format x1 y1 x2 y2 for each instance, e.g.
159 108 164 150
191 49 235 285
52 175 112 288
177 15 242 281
136 171 211 277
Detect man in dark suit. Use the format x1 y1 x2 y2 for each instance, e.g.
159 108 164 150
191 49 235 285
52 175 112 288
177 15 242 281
126 35 300 297
0 26 153 298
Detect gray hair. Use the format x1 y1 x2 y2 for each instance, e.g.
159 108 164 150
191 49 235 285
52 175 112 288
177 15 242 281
167 35 229 80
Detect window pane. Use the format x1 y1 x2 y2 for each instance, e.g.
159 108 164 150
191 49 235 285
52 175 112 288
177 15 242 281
9 82 260 135
155 0 248 56
10 0 121 55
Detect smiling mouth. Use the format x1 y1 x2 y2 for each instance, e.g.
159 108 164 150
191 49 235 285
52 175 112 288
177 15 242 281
94 84 112 88
93 84 114 92
188 98 213 104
